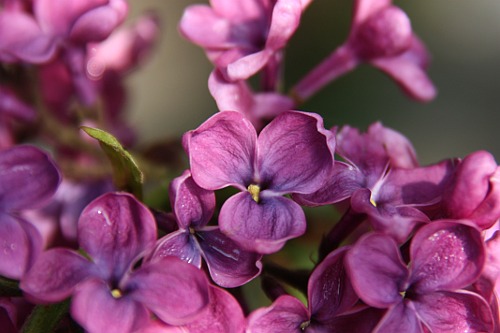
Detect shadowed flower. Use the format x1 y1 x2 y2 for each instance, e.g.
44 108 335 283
21 193 210 333
184 110 335 254
346 221 493 332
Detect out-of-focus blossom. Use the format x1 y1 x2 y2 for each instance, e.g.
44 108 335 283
208 69 294 130
292 0 436 102
148 170 262 288
179 0 310 82
21 193 210 333
0 145 61 279
184 110 335 254
346 221 493 332
0 86 36 148
247 247 383 332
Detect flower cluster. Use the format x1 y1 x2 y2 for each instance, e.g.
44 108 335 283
0 0 498 332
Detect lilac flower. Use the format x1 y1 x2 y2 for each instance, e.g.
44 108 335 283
21 193 210 333
295 123 455 242
0 86 36 149
0 145 61 279
184 110 335 253
292 0 436 102
209 69 294 130
138 285 246 333
346 221 494 332
246 247 383 332
179 0 310 82
148 170 263 288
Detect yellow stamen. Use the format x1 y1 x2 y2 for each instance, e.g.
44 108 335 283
300 320 310 330
111 289 123 299
370 196 377 207
247 184 261 203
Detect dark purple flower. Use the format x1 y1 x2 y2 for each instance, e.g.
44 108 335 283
346 221 493 332
184 110 335 253
292 0 436 102
0 145 61 279
148 170 262 288
246 247 383 332
179 0 310 82
21 192 210 333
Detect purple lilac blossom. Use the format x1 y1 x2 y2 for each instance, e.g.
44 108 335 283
179 0 310 82
292 0 436 102
184 110 335 254
208 69 294 131
20 192 210 333
0 86 36 149
148 170 263 288
0 145 61 279
346 221 494 332
246 247 383 332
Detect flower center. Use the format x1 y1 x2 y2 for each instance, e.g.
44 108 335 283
247 184 261 203
111 288 123 299
300 320 310 331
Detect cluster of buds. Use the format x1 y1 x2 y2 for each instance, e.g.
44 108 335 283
0 0 498 332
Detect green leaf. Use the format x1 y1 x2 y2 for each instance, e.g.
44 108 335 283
0 276 22 297
81 126 143 199
21 299 70 333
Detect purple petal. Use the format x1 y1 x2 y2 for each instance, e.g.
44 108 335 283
185 111 256 190
219 192 306 254
0 214 41 279
150 230 202 268
246 295 309 333
210 0 265 20
409 221 485 293
127 257 209 326
352 0 391 26
71 278 149 333
265 0 302 50
257 111 335 194
372 301 424 333
179 5 234 48
197 228 262 287
170 170 215 229
182 285 246 333
0 145 61 211
208 69 254 113
308 247 358 321
20 248 95 302
226 49 273 81
0 12 56 63
0 307 16 333
78 192 157 279
0 86 36 121
345 232 408 308
412 291 494 333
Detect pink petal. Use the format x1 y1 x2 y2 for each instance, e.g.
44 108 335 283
352 0 391 27
265 0 302 50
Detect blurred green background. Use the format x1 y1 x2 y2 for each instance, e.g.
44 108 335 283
126 0 500 165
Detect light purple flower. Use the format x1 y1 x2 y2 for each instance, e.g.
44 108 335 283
21 192 210 333
247 247 383 332
0 145 61 279
148 170 263 288
346 221 493 333
184 110 335 254
292 0 436 102
179 0 310 82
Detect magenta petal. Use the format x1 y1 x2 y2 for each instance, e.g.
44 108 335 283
78 193 157 278
208 69 254 113
409 221 485 293
246 295 309 333
373 301 424 333
170 170 215 229
258 111 335 194
0 145 61 211
412 291 494 333
150 231 202 268
71 278 149 333
128 257 209 326
21 248 95 302
197 228 262 287
0 214 39 279
0 86 36 121
308 247 358 322
182 285 246 333
219 192 306 254
345 233 408 308
186 111 256 190
352 0 392 26
371 53 436 102
227 49 273 81
265 0 302 50
179 5 234 48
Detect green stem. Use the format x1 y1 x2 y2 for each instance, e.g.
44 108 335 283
21 299 70 333
0 276 22 297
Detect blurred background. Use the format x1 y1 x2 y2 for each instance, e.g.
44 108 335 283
126 0 500 165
